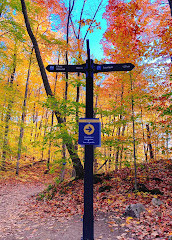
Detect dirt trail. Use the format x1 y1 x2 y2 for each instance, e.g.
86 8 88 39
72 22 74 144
0 182 134 240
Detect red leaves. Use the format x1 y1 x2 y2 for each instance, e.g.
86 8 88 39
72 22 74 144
33 0 67 22
1 160 171 239
34 160 171 239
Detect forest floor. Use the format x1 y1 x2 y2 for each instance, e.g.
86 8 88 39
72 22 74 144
0 159 171 240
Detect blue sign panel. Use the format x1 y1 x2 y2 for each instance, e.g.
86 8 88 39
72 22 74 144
78 118 101 146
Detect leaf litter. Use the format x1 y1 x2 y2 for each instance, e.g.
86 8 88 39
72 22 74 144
0 159 171 239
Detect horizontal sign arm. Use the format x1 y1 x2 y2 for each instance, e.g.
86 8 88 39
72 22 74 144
94 63 135 72
46 64 86 73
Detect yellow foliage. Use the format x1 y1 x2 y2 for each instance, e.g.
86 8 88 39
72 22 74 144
126 217 133 224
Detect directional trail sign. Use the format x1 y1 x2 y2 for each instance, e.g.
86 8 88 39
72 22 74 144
46 64 86 73
46 63 134 73
78 118 101 146
94 63 135 72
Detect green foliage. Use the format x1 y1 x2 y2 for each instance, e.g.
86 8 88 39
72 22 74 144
47 184 54 191
39 34 64 46
123 160 131 168
162 105 172 116
37 192 45 200
9 0 23 12
55 177 61 185
44 97 85 118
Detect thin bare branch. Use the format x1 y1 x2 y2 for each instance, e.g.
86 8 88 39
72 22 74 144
78 0 86 39
82 0 104 44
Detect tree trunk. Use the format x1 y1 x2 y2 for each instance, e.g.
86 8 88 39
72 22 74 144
168 0 172 17
119 124 126 169
16 47 33 175
115 82 124 171
115 126 121 171
47 72 58 171
20 0 84 178
41 110 49 162
61 0 73 168
47 113 54 171
167 0 172 63
130 73 137 191
1 52 16 170
140 104 148 162
146 124 154 161
166 127 169 160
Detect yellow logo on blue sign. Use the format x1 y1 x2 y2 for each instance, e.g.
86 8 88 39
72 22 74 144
84 124 95 135
78 118 101 146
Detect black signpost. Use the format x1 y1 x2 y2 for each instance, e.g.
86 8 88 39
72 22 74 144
83 40 94 240
46 39 135 240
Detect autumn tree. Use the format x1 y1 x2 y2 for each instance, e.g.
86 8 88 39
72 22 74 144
101 0 172 170
30 0 104 176
0 0 29 169
20 0 85 178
